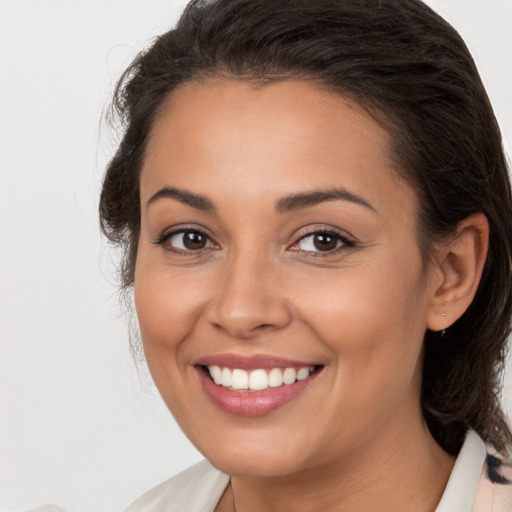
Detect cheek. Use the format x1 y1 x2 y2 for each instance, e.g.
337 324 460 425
134 248 205 346
133 251 197 383
299 257 426 335
133 261 206 419
296 264 428 445
292 251 429 388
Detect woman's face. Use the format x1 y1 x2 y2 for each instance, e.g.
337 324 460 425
135 79 441 477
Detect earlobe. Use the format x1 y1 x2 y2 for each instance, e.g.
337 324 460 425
426 212 489 332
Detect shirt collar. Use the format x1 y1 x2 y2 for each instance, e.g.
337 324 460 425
435 430 486 512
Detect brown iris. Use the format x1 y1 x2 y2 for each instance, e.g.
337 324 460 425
313 233 338 251
182 231 208 250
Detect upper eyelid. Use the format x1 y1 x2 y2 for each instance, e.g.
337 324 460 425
151 228 219 253
287 228 356 256
292 226 355 244
297 229 348 240
154 229 219 255
153 225 216 244
153 225 355 249
290 231 355 249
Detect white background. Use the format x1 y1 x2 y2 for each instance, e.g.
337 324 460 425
0 1 511 511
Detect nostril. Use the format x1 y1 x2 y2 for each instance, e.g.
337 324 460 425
205 275 292 337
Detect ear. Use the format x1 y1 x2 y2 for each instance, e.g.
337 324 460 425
426 212 489 332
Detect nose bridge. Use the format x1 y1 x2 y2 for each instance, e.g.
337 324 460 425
207 241 290 337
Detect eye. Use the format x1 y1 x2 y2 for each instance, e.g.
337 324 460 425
291 230 354 253
155 229 217 252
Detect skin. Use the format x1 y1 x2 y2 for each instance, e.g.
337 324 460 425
135 79 488 511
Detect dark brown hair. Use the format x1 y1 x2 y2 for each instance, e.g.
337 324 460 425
100 0 512 454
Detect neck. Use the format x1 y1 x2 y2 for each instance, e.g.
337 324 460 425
224 414 455 512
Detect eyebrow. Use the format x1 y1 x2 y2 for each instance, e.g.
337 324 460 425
146 185 376 215
146 186 216 212
276 188 377 214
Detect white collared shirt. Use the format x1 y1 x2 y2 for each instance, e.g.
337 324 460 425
126 430 512 512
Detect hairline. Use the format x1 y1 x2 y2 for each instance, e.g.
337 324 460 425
139 72 437 271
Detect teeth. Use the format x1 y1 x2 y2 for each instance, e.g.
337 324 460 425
207 365 315 391
268 368 283 388
282 367 297 384
297 367 310 381
232 369 249 390
222 367 232 387
210 365 222 385
249 369 268 390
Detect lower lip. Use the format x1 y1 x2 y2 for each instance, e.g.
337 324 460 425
196 367 319 417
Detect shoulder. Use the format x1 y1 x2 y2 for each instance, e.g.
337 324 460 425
474 448 512 512
125 460 230 512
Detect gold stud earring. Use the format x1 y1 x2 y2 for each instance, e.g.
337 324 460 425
440 309 447 337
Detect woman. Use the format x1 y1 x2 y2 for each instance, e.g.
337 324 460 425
100 0 512 510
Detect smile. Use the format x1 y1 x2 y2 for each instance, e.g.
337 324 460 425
195 356 323 416
207 365 316 391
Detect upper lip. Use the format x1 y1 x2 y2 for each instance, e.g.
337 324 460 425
193 353 320 370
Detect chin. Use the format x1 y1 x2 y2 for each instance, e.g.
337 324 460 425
209 453 306 479
194 430 313 478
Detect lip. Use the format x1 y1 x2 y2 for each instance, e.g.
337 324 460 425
194 353 317 371
194 355 321 417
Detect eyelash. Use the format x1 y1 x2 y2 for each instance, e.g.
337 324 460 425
153 227 355 256
290 228 355 256
152 228 218 254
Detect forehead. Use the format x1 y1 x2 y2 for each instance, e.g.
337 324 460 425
140 78 416 220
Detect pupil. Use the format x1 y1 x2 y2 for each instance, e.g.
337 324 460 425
313 234 337 251
184 231 206 250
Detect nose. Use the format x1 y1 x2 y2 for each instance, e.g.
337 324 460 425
206 252 292 339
